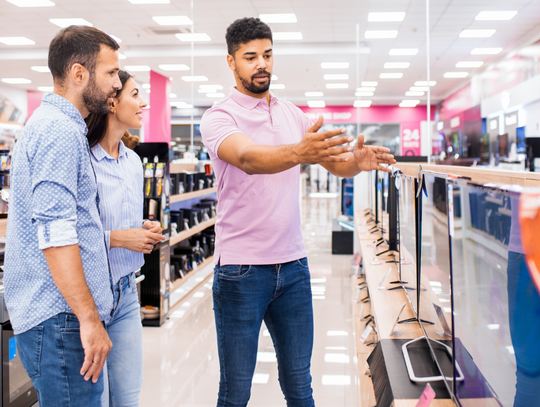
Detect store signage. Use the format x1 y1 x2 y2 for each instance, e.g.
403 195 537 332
505 114 517 126
303 111 353 122
450 116 460 129
490 119 498 130
402 126 421 156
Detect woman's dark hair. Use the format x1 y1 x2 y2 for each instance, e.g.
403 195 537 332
225 17 273 56
48 25 119 86
85 70 133 148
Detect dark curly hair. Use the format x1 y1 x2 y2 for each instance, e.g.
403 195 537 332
226 17 273 56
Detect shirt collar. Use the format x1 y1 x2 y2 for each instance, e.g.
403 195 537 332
228 86 277 110
91 140 129 162
42 93 88 135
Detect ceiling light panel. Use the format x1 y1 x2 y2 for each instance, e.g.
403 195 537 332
365 30 398 39
384 62 410 69
380 73 403 79
459 29 496 38
1 78 32 84
182 76 208 82
6 0 54 6
414 81 436 86
31 66 50 73
305 92 323 97
176 33 211 41
259 14 297 23
444 72 469 78
199 84 223 90
400 100 420 106
153 16 192 25
321 62 349 69
159 64 189 71
325 83 348 89
49 18 92 27
389 48 418 55
129 0 169 3
475 11 517 21
368 12 406 22
270 84 285 89
0 37 35 45
355 91 374 97
357 87 376 92
142 84 150 89
124 65 150 72
324 74 349 80
307 100 325 108
361 81 378 87
271 75 278 80
354 100 372 107
456 61 484 68
406 91 424 96
118 53 127 60
273 32 303 40
169 93 177 98
37 86 53 92
471 48 502 55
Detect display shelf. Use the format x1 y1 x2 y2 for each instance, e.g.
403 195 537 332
169 218 216 246
170 256 214 308
170 187 217 204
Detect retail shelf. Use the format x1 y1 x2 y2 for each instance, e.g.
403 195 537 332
170 256 214 308
170 187 217 204
169 217 216 246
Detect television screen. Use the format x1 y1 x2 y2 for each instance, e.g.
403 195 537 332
449 182 540 406
480 133 490 164
516 126 526 154
498 133 509 158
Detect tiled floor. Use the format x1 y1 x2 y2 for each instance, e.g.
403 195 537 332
140 197 359 406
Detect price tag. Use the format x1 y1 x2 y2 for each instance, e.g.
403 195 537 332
416 383 436 407
359 325 373 343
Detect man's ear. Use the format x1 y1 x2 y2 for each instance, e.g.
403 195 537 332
69 63 88 88
226 54 235 72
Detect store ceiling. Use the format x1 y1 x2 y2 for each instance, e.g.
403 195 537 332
1 0 540 109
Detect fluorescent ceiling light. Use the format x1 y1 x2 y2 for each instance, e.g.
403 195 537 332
181 76 208 82
305 91 323 97
259 13 297 23
130 0 169 3
199 84 223 90
176 33 211 42
271 74 278 80
153 15 192 25
389 48 418 56
31 66 50 73
475 11 517 21
361 81 378 87
124 65 150 72
49 18 92 27
206 93 225 98
380 73 403 79
459 29 496 38
365 30 398 39
400 100 420 107
0 37 35 45
325 83 348 89
37 86 53 92
118 53 127 60
354 100 372 107
384 62 410 69
355 91 374 97
170 101 192 108
357 87 376 92
456 61 484 68
307 100 325 108
1 78 31 84
410 86 428 91
142 83 151 89
6 0 54 6
169 93 177 98
444 72 468 78
324 74 349 80
471 47 502 55
159 64 189 71
321 62 349 69
273 32 303 41
368 12 406 22
270 84 285 90
406 91 424 96
414 81 436 86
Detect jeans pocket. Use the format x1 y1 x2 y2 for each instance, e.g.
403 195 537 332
16 326 44 379
217 264 252 280
295 257 310 269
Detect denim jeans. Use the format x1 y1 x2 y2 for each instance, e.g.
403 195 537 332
101 272 143 407
16 313 104 407
213 257 315 407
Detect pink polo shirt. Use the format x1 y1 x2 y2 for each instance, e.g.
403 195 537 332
200 87 312 266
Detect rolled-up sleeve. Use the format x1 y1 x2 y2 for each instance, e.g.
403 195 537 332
30 120 81 250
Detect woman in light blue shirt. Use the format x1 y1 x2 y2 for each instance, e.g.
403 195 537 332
85 70 165 406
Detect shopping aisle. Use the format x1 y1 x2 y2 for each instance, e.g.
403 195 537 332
140 197 359 407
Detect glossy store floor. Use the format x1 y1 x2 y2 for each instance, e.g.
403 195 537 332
139 197 360 407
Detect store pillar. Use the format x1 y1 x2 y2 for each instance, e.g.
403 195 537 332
146 70 171 145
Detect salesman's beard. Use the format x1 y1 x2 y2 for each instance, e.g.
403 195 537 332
236 69 271 94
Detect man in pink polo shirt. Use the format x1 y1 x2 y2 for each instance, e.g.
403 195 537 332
200 17 395 407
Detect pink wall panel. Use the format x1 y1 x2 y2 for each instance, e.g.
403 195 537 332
298 105 435 124
27 90 43 121
146 70 171 145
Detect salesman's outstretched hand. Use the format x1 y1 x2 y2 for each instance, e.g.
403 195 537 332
354 134 396 173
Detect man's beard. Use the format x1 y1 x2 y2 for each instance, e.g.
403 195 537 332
236 69 271 94
82 74 115 115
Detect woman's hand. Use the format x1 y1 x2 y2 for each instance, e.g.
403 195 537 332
143 220 163 235
110 228 165 253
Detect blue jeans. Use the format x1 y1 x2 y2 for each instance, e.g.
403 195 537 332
16 313 104 406
213 257 315 407
101 272 143 407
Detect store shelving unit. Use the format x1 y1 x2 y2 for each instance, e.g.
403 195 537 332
170 187 217 204
171 256 214 292
169 217 216 247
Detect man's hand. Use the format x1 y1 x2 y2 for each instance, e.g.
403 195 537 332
79 319 112 383
110 228 165 253
354 134 396 173
293 115 354 164
143 220 162 234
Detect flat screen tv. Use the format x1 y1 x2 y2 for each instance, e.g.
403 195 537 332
498 133 509 158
